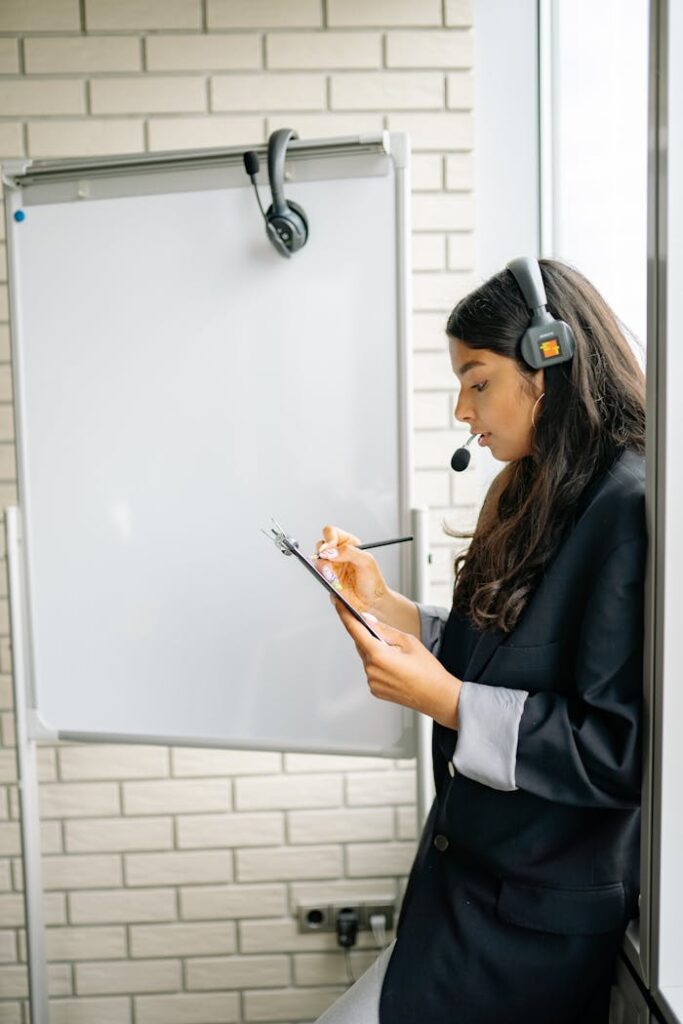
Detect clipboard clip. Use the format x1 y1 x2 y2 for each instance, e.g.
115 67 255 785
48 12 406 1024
260 516 300 556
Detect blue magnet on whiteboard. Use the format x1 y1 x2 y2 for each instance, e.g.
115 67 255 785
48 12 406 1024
14 211 26 222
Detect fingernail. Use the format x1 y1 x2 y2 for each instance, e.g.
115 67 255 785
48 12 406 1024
319 548 338 560
321 566 342 591
363 612 378 623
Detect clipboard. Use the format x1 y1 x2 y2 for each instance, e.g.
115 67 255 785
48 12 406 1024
262 518 386 644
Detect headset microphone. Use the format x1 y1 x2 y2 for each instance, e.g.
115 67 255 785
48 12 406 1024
451 433 478 472
243 149 260 181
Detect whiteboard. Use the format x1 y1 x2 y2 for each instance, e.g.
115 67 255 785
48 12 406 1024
3 134 415 757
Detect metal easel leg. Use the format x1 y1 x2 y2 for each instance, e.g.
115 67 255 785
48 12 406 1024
411 507 436 828
6 506 49 1024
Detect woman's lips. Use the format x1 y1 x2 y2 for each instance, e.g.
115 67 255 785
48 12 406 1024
478 433 492 447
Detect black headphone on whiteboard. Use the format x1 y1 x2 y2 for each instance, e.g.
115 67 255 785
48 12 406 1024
506 256 575 369
242 129 309 258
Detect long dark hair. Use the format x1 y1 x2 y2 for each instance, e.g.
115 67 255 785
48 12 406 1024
445 258 646 633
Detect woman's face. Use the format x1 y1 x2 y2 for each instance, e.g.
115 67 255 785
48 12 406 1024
449 337 545 462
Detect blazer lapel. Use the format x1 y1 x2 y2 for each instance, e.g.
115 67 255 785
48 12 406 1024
462 626 506 682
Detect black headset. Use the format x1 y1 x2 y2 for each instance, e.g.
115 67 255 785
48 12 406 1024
243 129 309 258
506 256 575 369
451 257 575 471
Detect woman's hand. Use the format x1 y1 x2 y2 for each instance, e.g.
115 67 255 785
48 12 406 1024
312 524 390 614
331 597 462 730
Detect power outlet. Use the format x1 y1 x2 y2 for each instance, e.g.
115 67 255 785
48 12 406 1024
298 904 333 932
362 902 395 932
297 899 394 934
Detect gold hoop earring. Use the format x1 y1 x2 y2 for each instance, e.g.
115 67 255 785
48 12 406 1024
531 392 545 430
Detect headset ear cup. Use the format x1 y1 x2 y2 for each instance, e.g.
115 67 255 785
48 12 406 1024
265 219 291 258
506 256 576 370
519 320 575 369
264 200 308 256
280 197 307 251
286 200 308 248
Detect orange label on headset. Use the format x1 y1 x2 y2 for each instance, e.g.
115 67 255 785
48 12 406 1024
539 338 561 358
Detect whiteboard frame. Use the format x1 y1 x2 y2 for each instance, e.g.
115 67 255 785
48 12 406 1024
2 131 419 757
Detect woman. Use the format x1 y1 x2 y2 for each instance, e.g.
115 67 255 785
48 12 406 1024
313 257 646 1024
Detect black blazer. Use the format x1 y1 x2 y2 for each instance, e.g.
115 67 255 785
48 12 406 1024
381 447 647 1024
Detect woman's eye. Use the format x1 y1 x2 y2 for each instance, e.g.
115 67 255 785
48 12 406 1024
471 381 488 392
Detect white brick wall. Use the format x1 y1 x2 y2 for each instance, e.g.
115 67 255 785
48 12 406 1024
24 36 142 73
130 922 238 958
207 1 322 31
135 991 240 1024
70 887 178 924
266 32 382 69
176 812 284 849
146 34 262 72
0 2 81 33
0 0 476 1019
212 73 327 112
87 1 202 32
75 958 183 995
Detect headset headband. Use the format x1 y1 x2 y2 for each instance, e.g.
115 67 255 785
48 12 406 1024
267 128 298 218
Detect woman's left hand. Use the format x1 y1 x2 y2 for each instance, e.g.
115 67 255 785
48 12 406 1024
331 597 462 730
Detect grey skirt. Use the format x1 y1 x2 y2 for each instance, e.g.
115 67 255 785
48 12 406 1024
315 940 396 1024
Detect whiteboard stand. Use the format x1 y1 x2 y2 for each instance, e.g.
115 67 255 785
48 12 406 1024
411 506 435 826
6 506 49 1024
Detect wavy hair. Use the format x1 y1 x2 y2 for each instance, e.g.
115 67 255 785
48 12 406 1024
445 258 646 633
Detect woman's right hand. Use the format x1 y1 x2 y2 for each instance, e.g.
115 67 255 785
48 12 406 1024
313 525 390 614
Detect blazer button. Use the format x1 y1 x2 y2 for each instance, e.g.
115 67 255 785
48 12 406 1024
447 761 456 778
433 834 449 852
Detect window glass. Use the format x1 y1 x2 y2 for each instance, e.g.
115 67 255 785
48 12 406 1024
552 0 649 363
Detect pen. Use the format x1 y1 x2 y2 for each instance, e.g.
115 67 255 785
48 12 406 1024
313 535 413 559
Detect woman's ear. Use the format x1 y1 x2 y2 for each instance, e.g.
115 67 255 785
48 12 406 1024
534 368 545 397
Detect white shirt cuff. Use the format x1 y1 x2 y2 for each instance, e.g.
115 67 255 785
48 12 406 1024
452 681 529 791
415 603 450 657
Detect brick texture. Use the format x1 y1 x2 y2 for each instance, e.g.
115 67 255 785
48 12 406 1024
0 0 475 1018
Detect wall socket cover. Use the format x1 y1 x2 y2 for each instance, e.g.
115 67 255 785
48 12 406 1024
297 899 395 934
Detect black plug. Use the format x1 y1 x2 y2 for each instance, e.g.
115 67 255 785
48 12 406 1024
335 907 359 949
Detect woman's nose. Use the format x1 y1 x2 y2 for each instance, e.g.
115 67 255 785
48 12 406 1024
454 392 472 424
